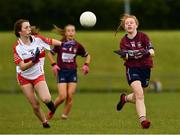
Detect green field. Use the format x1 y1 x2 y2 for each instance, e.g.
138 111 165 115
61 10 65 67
0 31 180 92
0 30 180 133
0 92 180 134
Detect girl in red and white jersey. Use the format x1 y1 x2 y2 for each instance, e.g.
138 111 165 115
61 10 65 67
13 19 63 128
114 14 155 129
47 24 91 120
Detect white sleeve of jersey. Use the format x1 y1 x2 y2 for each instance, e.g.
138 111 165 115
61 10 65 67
38 38 51 51
16 46 23 60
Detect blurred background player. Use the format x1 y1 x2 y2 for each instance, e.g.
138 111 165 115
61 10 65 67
13 19 63 128
47 24 91 120
114 14 155 129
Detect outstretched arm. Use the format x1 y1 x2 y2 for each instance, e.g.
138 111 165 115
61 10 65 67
52 39 62 46
35 34 62 46
47 51 60 76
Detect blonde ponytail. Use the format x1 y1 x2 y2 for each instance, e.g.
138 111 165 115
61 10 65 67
52 24 65 36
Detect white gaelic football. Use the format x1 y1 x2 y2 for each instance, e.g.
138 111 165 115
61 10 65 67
80 11 96 27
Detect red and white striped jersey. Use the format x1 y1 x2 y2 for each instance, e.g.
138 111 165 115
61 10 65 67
13 35 51 80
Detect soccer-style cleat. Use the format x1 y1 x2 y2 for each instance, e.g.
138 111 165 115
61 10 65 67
42 121 50 128
47 111 54 120
116 93 126 111
141 120 151 129
61 114 68 120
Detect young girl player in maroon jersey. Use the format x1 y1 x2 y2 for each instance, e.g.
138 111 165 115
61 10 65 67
47 24 91 120
114 14 155 129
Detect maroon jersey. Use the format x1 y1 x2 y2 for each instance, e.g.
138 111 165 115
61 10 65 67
51 39 88 69
120 32 154 68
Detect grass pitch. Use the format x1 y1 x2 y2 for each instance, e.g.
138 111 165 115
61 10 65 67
0 92 180 134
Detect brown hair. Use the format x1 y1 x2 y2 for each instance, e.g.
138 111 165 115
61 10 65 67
14 19 29 37
115 14 139 36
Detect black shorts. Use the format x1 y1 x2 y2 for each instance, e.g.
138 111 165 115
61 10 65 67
57 69 77 83
126 67 151 88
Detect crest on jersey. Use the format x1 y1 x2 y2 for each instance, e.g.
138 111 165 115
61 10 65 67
137 42 142 48
130 42 136 47
22 52 28 56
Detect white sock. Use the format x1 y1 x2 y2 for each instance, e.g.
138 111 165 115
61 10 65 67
139 116 146 122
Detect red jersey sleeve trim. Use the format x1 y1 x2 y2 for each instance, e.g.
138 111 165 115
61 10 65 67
15 59 23 65
13 41 23 65
35 34 53 45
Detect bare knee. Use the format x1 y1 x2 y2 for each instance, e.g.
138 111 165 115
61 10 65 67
41 95 51 103
135 92 144 100
67 95 73 104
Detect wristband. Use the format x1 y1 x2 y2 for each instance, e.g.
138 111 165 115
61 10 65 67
51 63 56 66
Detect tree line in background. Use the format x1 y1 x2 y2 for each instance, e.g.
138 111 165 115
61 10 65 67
0 0 179 30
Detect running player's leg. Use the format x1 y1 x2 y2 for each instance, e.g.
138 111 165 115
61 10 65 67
54 83 68 108
61 83 77 119
130 80 150 128
47 83 67 120
117 67 138 110
54 69 68 108
34 81 55 114
130 81 146 117
21 84 49 127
